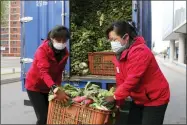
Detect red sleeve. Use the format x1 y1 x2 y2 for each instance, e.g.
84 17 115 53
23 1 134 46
36 48 55 88
114 47 151 100
56 71 63 85
55 61 67 85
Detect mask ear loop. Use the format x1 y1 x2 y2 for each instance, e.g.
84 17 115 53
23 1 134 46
128 21 134 28
122 34 128 39
128 21 138 35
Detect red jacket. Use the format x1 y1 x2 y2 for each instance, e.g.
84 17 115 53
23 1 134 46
113 36 170 106
25 40 69 93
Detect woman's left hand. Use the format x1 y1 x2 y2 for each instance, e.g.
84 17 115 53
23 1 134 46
105 96 115 102
53 88 69 103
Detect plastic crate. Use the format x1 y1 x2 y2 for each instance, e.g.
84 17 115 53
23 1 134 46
47 99 111 124
88 52 116 76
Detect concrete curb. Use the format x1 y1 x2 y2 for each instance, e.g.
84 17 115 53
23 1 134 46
172 61 186 69
1 78 21 85
156 57 186 74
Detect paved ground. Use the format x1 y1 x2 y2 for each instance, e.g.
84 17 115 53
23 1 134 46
1 57 21 74
156 55 186 74
1 82 36 124
158 59 186 124
0 59 186 124
1 73 21 81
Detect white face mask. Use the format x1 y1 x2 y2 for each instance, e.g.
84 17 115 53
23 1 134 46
110 41 123 52
110 34 128 52
52 40 66 50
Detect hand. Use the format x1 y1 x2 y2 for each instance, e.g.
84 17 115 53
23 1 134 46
112 106 120 121
112 105 119 113
53 88 69 103
105 96 115 103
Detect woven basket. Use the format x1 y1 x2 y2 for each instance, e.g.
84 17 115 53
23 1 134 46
47 99 112 124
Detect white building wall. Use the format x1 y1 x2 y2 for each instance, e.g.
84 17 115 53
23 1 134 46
178 34 186 63
170 40 175 62
162 1 174 40
185 38 187 64
162 1 186 64
173 1 186 29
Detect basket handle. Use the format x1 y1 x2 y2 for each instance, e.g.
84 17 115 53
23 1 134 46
104 114 109 124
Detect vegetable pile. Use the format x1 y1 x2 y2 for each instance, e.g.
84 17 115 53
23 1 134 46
48 82 116 111
70 0 132 75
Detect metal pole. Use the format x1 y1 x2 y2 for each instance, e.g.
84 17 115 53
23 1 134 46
9 1 11 54
62 0 65 26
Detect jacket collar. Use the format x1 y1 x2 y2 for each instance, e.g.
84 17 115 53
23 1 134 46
120 36 145 61
42 40 69 62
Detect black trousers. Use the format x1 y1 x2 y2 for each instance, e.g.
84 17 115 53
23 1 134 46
27 90 49 125
127 101 168 125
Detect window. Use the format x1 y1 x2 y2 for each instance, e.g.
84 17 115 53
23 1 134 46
1 34 9 38
1 28 8 32
12 48 18 52
13 15 17 19
12 8 17 12
13 22 17 25
12 41 17 45
12 35 17 38
1 28 5 32
1 41 8 45
13 28 17 31
12 2 17 5
2 22 8 26
12 21 17 26
5 48 9 52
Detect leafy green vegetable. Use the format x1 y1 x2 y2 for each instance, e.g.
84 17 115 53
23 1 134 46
60 99 74 108
48 94 55 102
63 84 82 98
83 83 100 98
70 0 132 75
48 82 116 110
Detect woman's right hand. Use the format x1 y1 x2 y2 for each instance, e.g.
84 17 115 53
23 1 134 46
53 88 69 103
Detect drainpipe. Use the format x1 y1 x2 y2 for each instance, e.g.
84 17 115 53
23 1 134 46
9 1 11 54
62 0 65 26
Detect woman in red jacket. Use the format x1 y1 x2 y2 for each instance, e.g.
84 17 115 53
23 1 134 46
25 25 70 125
105 21 170 125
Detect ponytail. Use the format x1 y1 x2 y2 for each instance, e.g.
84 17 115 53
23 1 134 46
47 30 51 40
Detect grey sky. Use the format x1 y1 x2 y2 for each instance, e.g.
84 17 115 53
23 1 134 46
152 1 170 53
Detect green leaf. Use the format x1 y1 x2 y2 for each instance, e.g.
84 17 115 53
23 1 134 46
48 95 55 101
70 0 132 75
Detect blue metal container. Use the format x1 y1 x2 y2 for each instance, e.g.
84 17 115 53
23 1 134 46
20 1 70 91
132 1 152 49
20 1 152 92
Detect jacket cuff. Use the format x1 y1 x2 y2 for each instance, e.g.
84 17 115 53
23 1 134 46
114 93 125 100
50 84 57 91
114 96 122 100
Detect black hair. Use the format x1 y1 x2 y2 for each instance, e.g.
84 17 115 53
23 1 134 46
47 25 70 40
47 30 51 40
106 21 138 40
